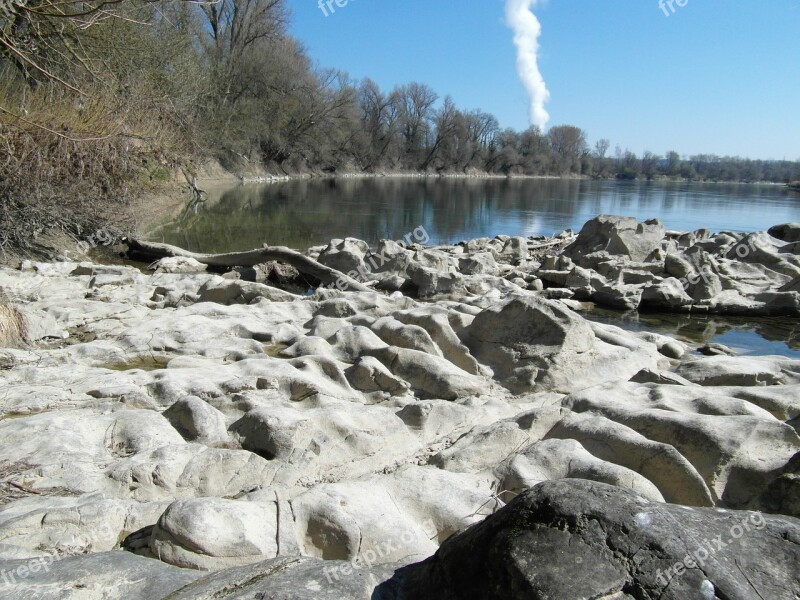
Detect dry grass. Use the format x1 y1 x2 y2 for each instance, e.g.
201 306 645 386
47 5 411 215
0 461 79 506
0 80 185 259
0 303 26 348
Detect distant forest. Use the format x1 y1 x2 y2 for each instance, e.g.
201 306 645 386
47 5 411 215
1 0 798 253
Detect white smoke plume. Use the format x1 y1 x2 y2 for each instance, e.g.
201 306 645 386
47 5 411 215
505 0 550 128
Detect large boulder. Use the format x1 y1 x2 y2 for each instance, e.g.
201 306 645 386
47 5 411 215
318 238 370 274
464 294 660 393
367 346 488 400
565 215 665 263
382 479 800 600
498 236 529 262
149 498 278 570
769 222 800 243
458 252 499 276
170 556 395 600
407 263 465 298
151 256 207 274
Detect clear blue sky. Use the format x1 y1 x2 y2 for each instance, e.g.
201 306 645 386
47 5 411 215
288 0 800 161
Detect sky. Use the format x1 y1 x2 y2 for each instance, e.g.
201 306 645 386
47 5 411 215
288 0 800 161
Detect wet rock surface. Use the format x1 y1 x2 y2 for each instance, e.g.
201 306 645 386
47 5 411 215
0 216 798 599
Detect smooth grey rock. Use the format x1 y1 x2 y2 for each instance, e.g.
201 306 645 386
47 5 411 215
346 356 410 395
699 342 737 356
407 263 465 298
496 438 665 502
565 215 665 263
630 367 696 386
465 295 659 393
368 346 488 400
106 444 278 501
641 277 694 309
166 556 395 600
318 238 369 274
458 252 498 275
149 497 278 569
591 278 643 310
0 551 201 600
563 381 800 508
315 298 357 318
152 256 207 274
678 355 798 386
499 236 528 262
163 396 228 444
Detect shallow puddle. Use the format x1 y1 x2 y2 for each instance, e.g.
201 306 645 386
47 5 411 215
104 354 172 371
585 308 800 359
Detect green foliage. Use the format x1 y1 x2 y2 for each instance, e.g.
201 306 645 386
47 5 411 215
680 163 698 180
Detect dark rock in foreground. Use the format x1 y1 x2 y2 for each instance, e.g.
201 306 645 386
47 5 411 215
383 479 800 600
0 551 202 599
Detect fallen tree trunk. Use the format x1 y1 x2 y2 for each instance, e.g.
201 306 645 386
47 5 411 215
124 238 374 293
528 235 578 251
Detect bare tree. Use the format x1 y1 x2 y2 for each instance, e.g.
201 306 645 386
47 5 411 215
200 0 287 69
0 0 134 91
356 78 400 170
396 82 438 161
548 125 587 174
594 139 610 159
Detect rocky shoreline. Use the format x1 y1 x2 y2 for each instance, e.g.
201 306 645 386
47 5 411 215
310 215 800 317
0 215 798 599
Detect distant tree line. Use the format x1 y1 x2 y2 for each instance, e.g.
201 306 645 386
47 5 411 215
1 0 799 253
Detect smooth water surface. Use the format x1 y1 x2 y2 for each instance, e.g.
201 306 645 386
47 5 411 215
586 309 800 359
154 178 800 253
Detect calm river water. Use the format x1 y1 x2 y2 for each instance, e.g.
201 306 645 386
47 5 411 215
156 178 800 252
153 177 800 357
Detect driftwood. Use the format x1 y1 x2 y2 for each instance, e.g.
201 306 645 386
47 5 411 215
528 235 578 251
6 480 41 495
124 239 374 293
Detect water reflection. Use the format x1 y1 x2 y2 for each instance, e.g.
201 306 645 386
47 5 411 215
153 178 800 253
586 308 800 359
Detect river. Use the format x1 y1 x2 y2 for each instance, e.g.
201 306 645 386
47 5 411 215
156 178 800 252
